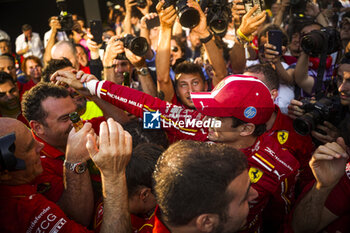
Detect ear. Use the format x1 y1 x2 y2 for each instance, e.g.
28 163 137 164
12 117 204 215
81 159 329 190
30 120 44 136
139 187 151 202
270 89 278 101
240 123 255 136
195 214 219 232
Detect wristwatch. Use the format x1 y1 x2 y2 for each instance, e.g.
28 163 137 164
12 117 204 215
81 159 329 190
136 67 149 76
64 161 87 174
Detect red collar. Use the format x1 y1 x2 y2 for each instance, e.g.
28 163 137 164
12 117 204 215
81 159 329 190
153 206 171 233
32 131 65 159
0 184 37 198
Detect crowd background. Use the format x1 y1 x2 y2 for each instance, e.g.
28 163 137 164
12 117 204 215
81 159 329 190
0 0 350 232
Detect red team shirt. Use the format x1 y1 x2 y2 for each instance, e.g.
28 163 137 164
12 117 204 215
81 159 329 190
87 80 301 232
0 184 92 233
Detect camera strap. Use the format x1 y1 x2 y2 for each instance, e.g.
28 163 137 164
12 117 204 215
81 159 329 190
315 50 328 100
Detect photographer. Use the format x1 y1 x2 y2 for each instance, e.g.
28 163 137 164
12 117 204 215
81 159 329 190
102 35 157 97
288 55 350 144
155 0 227 107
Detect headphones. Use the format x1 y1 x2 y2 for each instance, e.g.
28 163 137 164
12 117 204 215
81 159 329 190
0 132 26 171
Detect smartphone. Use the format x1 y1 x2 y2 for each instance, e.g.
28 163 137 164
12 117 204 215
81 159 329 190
268 30 282 55
146 16 160 30
243 0 265 17
90 20 103 44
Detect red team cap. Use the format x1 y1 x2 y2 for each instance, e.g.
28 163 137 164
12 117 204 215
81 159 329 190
191 75 275 125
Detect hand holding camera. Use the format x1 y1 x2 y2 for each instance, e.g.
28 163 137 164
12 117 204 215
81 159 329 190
103 35 125 66
156 1 177 29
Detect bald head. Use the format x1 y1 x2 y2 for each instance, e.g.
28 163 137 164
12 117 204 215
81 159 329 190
51 41 79 70
0 118 24 139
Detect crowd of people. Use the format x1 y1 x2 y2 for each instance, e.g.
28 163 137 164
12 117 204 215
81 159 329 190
0 0 349 232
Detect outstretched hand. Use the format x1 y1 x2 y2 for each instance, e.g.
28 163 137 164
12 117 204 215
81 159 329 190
86 118 132 177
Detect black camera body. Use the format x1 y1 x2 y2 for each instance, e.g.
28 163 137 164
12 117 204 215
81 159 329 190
201 0 232 37
290 0 309 14
300 27 341 57
163 0 200 28
137 0 147 8
56 0 74 31
293 96 344 136
116 34 149 60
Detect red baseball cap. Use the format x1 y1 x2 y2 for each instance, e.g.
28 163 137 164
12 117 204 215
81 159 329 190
191 75 274 125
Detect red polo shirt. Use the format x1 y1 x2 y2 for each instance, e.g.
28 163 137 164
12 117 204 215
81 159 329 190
0 184 92 233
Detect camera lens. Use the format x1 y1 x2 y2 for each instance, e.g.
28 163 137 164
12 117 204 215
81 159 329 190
210 18 227 35
128 37 149 56
293 114 315 136
178 7 200 28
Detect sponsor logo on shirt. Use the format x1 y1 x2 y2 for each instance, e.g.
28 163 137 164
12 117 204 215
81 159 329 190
249 167 263 183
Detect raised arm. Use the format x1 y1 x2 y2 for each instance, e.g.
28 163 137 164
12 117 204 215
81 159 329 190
86 118 132 233
58 123 95 226
155 1 177 101
189 0 227 86
123 0 137 35
292 138 349 233
230 4 266 74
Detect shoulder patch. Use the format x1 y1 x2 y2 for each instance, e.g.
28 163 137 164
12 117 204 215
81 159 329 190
249 167 263 183
277 130 289 145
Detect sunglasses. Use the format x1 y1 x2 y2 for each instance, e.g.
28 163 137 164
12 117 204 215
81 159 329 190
171 46 179 52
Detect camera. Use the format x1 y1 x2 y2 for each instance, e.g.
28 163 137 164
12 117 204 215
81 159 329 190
137 0 147 8
116 34 149 60
290 0 308 14
56 0 74 31
201 0 232 37
300 27 341 57
163 0 200 28
293 96 344 136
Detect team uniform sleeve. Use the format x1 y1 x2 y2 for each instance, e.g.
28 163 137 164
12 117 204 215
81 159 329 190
86 80 208 142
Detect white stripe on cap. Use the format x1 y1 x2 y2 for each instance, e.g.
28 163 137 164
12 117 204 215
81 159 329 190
191 75 267 99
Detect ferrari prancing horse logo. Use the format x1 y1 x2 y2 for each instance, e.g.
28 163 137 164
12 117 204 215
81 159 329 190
249 167 263 183
277 130 289 145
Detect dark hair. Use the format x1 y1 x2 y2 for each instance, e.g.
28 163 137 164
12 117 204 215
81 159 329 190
154 140 247 226
74 43 87 55
258 24 289 47
231 116 266 137
123 119 169 149
0 71 15 85
41 58 73 82
174 61 206 86
0 39 10 47
245 64 279 90
126 143 164 196
22 82 69 125
21 55 42 75
171 35 186 57
22 24 32 32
